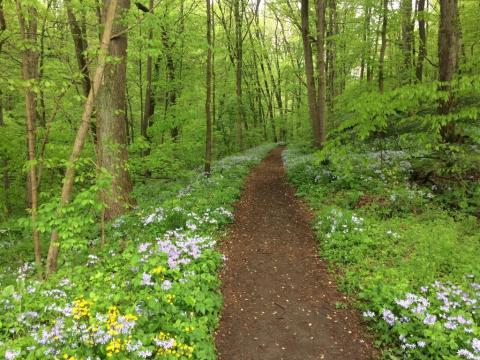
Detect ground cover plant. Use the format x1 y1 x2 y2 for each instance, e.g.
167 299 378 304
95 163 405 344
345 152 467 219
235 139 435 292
0 144 276 359
283 145 480 359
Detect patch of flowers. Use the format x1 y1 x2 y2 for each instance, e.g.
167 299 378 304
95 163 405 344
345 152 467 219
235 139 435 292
363 278 480 358
283 146 480 358
0 144 276 359
318 208 365 239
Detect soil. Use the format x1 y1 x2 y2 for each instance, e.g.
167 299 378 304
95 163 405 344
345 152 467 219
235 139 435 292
215 147 377 360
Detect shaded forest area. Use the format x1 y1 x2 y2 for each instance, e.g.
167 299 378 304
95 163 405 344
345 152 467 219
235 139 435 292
0 0 479 358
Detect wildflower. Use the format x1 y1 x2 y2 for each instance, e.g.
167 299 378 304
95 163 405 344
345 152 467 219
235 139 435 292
458 349 474 359
423 314 437 325
72 298 92 320
137 349 153 358
382 309 396 326
362 310 375 318
151 266 165 274
5 349 20 360
141 273 154 286
472 339 480 353
444 321 457 330
161 280 173 291
138 243 151 253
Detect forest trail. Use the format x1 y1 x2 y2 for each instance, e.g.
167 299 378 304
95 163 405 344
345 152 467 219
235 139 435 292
215 147 376 360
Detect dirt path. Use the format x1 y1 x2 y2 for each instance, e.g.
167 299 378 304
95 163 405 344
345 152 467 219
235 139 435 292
215 147 376 360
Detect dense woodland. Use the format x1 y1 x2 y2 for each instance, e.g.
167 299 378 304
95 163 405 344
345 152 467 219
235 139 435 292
0 0 479 358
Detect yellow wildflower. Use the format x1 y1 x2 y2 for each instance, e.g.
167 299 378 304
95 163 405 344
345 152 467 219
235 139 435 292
151 265 165 274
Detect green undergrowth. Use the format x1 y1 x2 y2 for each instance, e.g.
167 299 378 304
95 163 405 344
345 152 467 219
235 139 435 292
283 145 480 359
0 143 276 360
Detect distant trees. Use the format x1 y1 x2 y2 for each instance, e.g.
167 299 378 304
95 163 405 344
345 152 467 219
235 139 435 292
1 0 478 277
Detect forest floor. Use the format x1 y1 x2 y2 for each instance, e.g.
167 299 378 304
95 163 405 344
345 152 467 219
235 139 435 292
215 147 377 360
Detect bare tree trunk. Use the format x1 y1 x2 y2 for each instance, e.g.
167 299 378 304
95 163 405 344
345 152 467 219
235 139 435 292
66 0 91 97
401 0 414 83
38 1 52 129
66 0 98 141
301 0 321 147
234 0 244 150
378 0 388 92
360 1 370 80
438 0 460 142
273 20 286 140
0 0 7 217
96 0 132 220
416 0 427 81
161 27 180 141
212 8 216 127
205 0 213 175
46 0 118 275
316 0 327 145
326 0 337 105
141 0 154 140
16 0 42 269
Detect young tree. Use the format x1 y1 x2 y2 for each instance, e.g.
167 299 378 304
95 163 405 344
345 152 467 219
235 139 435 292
378 0 388 92
16 0 42 268
65 0 91 97
234 0 244 150
46 0 118 275
141 0 155 141
205 0 213 175
315 0 327 144
415 0 427 81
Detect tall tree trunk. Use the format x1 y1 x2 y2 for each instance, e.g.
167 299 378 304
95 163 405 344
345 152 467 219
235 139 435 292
66 0 97 141
378 0 388 92
416 0 427 81
401 0 414 83
142 0 154 141
0 24 9 216
16 1 42 269
326 0 337 106
96 0 132 220
0 1 5 128
161 29 179 141
46 0 118 275
38 2 51 129
205 0 213 175
66 0 91 97
1 1 9 217
438 0 460 142
234 0 244 150
212 8 216 127
301 0 321 147
360 1 371 80
315 0 327 145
